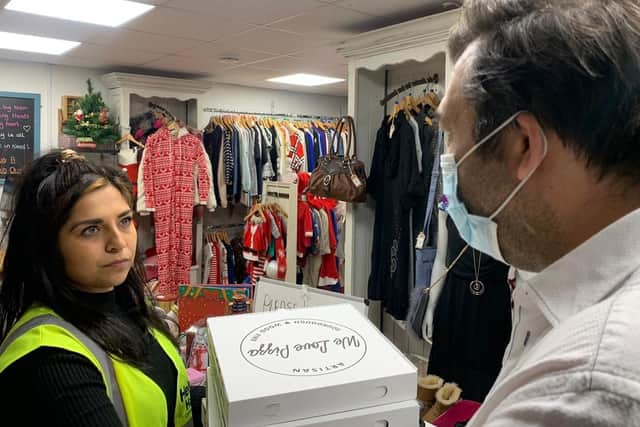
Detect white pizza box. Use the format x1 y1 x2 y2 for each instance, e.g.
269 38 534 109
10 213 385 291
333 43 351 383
206 304 417 426
269 400 420 427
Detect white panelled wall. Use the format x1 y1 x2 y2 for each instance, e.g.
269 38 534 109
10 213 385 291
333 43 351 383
0 58 347 155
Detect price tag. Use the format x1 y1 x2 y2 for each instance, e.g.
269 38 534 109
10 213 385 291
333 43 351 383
415 232 426 249
351 174 363 188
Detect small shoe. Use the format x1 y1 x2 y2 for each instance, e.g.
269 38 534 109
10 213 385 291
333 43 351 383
422 382 462 423
417 375 444 417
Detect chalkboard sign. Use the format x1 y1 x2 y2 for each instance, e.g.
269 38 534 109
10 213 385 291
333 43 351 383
0 92 40 178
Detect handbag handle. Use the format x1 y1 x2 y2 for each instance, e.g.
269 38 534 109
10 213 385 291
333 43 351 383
328 117 344 159
344 116 357 160
328 116 357 160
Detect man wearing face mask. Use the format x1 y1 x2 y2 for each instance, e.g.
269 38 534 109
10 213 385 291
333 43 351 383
438 0 640 425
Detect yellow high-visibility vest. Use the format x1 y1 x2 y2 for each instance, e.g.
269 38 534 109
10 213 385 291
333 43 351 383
0 305 193 427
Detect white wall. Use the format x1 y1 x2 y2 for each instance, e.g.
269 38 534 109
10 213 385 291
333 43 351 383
0 59 109 154
0 58 347 154
197 84 347 129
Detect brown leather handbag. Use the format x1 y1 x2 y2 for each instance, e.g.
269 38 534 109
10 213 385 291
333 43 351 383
308 116 367 203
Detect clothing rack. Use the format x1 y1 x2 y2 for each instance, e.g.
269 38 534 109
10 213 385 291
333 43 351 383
206 223 245 231
380 73 440 106
201 107 338 122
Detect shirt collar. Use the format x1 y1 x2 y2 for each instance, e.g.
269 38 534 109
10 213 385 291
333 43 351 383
525 208 640 326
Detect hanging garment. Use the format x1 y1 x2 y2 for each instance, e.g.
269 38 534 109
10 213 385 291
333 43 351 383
413 112 438 247
207 241 221 284
366 121 389 302
118 146 138 199
252 127 264 196
288 130 306 172
203 126 224 207
260 126 276 180
242 216 267 262
427 216 512 403
304 130 316 171
142 127 210 299
232 128 241 202
223 130 233 188
219 241 229 285
203 241 213 283
199 148 218 212
136 147 151 215
319 208 340 287
216 135 228 209
367 114 424 319
224 241 236 284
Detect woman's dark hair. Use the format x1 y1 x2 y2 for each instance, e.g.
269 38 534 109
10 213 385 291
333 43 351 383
0 149 173 367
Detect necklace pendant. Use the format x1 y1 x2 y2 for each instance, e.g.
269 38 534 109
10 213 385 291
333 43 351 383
469 280 485 296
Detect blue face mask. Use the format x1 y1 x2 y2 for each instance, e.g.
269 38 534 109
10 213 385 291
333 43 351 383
440 111 548 263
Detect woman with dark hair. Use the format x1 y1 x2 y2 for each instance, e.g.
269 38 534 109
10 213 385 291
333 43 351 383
0 149 193 426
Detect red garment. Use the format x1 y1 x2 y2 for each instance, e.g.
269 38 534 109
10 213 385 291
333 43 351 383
272 212 287 280
207 242 220 284
143 127 210 299
243 218 267 262
248 257 267 285
288 131 305 172
297 172 313 258
120 163 138 198
319 207 340 287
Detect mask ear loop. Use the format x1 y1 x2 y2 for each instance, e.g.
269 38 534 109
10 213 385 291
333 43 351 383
489 124 549 220
458 110 526 165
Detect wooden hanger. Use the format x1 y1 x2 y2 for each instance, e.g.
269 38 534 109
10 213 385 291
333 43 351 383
244 203 266 222
116 133 145 149
269 202 288 218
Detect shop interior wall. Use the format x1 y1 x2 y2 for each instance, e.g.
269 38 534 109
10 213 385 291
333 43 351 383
0 59 110 155
0 58 348 155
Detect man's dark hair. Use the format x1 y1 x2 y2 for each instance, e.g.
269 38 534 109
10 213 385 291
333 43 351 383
450 0 640 181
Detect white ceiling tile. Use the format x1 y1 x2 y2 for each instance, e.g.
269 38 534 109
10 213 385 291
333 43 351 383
211 66 346 96
122 6 255 42
253 56 347 79
256 45 347 71
179 42 278 65
84 28 204 55
267 4 377 41
142 54 224 75
50 56 116 69
212 66 280 81
217 28 325 56
331 0 446 17
163 0 322 25
65 43 165 66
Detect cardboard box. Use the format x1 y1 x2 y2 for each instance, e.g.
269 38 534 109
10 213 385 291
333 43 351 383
207 382 419 427
207 304 417 426
270 400 420 426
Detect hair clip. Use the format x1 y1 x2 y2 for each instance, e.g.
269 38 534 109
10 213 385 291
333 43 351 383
58 149 85 164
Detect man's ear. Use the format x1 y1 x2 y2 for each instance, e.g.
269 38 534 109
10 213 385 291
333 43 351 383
513 113 547 181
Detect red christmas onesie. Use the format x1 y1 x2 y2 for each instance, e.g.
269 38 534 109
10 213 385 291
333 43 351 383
143 127 210 299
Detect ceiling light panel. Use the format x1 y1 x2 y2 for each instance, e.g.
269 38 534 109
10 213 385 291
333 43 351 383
267 73 345 87
5 0 154 27
0 31 80 55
